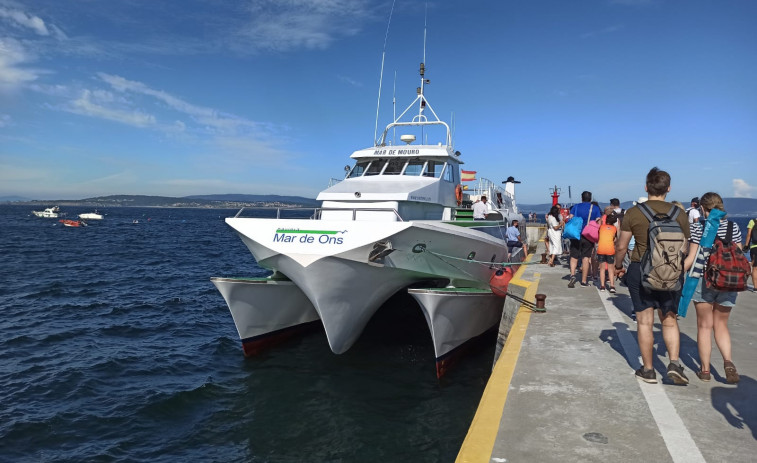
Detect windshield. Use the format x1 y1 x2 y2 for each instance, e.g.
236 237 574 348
403 160 425 176
424 161 445 178
348 161 370 178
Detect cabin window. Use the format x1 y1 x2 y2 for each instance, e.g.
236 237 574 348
383 158 405 175
348 161 370 178
424 161 445 178
443 164 454 182
364 159 385 176
403 160 425 176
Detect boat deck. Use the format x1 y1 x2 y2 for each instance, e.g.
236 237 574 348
458 240 757 462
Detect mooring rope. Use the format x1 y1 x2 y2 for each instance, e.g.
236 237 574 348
406 245 546 312
422 249 541 268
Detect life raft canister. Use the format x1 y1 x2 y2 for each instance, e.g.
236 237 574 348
489 267 513 297
455 184 463 206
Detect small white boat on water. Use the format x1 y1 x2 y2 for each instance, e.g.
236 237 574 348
79 211 104 220
212 62 524 377
32 206 65 218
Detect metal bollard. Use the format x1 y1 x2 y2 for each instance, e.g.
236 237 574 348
535 293 547 310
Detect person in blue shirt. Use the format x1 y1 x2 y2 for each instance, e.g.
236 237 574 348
567 191 602 288
506 219 525 259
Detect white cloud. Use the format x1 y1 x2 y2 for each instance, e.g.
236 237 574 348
0 37 42 91
238 0 371 52
0 5 49 35
96 73 269 135
733 179 756 198
68 89 156 127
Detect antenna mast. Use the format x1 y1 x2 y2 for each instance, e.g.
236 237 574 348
419 2 428 141
374 0 397 146
392 70 397 145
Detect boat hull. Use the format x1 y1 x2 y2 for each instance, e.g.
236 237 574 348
59 219 85 227
210 276 321 355
408 288 505 377
224 217 509 357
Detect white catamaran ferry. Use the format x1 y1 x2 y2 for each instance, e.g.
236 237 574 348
212 63 524 377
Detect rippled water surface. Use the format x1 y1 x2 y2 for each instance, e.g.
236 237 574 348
0 205 491 462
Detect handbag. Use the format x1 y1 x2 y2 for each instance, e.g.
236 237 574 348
563 216 584 240
581 205 600 243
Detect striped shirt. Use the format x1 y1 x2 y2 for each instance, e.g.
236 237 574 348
689 219 742 245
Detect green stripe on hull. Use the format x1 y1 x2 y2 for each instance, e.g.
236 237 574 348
444 221 504 228
275 229 340 235
412 287 494 294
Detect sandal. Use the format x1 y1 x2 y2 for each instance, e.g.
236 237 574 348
724 361 739 384
696 370 711 382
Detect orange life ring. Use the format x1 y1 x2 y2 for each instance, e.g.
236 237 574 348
455 184 463 205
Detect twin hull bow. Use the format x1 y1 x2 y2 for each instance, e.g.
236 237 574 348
221 217 508 361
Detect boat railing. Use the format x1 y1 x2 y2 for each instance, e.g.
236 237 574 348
465 177 516 210
234 206 405 222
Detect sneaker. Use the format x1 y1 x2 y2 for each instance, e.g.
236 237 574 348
667 363 689 385
568 276 576 288
724 361 740 384
696 370 711 382
609 286 616 293
580 281 589 287
635 367 657 383
599 286 605 291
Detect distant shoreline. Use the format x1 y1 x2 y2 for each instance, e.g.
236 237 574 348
2 202 318 210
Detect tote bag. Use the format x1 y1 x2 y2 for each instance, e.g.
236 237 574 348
563 216 583 240
581 205 600 243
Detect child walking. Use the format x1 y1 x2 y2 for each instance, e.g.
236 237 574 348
597 213 618 292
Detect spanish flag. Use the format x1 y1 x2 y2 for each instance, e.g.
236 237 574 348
461 170 476 182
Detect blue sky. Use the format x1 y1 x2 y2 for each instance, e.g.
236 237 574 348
1 0 755 205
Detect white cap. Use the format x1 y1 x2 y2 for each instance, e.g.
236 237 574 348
633 196 648 205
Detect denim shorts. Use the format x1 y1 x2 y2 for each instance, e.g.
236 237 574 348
597 254 615 264
692 279 737 307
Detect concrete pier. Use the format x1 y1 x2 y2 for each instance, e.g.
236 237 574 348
458 240 757 463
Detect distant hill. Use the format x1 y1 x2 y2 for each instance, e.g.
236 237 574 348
15 194 320 208
185 194 320 207
0 195 33 202
519 197 757 216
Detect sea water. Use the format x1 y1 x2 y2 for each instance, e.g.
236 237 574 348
0 205 492 462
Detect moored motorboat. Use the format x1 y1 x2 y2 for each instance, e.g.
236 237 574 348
32 206 64 218
213 61 524 376
79 211 104 220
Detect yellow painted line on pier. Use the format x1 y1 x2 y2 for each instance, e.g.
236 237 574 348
456 255 541 463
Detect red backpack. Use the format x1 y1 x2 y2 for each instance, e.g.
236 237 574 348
705 221 751 292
